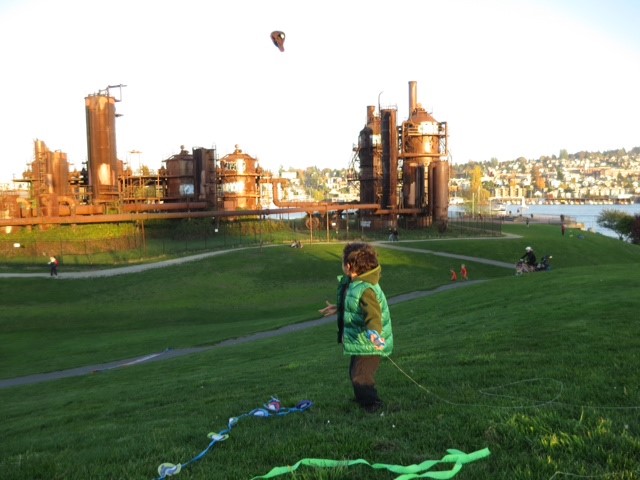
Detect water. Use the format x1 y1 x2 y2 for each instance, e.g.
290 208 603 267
270 203 640 239
449 203 640 238
514 203 640 238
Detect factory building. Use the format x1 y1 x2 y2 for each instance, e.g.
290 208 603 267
1 81 449 229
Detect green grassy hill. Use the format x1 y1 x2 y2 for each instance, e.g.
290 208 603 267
1 225 639 479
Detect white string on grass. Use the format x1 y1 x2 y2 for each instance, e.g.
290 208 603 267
548 469 640 479
386 356 640 411
388 357 640 480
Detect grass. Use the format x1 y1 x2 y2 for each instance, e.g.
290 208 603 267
1 225 639 479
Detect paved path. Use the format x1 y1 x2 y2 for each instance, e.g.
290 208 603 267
376 242 514 269
0 247 262 279
0 240 516 389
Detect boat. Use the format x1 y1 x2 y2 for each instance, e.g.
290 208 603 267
490 203 507 217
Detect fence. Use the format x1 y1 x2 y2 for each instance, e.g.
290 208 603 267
0 216 502 267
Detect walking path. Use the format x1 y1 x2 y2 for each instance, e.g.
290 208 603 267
0 240 517 389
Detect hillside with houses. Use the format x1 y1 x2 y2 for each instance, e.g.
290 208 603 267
279 147 640 206
450 147 640 205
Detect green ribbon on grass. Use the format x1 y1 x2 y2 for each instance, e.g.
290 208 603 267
251 447 490 480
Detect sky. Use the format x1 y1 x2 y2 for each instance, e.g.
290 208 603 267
1 0 639 184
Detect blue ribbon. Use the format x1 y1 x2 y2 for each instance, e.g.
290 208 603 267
155 397 313 479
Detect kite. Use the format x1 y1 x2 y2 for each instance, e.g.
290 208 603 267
154 396 489 480
270 31 286 52
155 397 313 479
252 448 491 480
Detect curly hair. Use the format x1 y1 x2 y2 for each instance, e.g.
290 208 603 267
342 242 379 275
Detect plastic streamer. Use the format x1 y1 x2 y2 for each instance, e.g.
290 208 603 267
251 448 491 480
155 397 313 479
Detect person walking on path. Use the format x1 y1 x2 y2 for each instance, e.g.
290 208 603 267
48 256 59 277
319 242 393 413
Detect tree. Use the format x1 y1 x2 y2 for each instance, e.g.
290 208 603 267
532 165 545 190
630 215 640 245
597 209 634 241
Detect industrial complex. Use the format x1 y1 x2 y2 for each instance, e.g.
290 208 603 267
0 81 450 230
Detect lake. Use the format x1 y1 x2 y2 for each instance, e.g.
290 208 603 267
271 202 640 239
483 203 639 238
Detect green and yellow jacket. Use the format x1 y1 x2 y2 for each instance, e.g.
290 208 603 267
336 265 393 356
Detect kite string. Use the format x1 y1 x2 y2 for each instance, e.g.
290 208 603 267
386 357 640 479
385 356 640 411
384 356 563 409
548 469 640 480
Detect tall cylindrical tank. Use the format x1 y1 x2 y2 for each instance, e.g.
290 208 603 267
401 81 448 211
358 105 382 205
192 147 218 206
85 92 120 202
30 140 70 216
430 160 449 222
217 145 261 211
50 150 70 196
381 109 398 209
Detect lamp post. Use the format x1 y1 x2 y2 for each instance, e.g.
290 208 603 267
129 150 142 174
472 192 475 218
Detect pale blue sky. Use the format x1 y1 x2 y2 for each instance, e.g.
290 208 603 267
1 0 638 183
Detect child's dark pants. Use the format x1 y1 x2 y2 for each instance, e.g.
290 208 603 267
349 355 382 407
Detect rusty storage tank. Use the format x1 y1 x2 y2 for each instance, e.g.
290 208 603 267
380 108 399 210
164 146 195 200
429 159 449 221
85 90 121 203
50 150 70 197
31 140 71 216
217 145 261 211
192 147 217 204
400 81 448 220
357 106 382 205
32 140 70 196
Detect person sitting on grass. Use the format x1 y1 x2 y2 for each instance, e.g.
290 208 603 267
520 246 537 272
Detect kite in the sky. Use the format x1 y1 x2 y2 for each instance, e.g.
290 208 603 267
270 31 285 52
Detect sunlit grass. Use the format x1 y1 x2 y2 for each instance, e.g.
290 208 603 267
1 227 639 479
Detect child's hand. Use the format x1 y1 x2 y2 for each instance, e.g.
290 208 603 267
319 300 337 317
367 330 386 350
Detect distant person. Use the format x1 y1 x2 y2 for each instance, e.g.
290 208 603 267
319 242 393 413
520 246 537 272
460 264 468 280
561 223 566 236
48 256 59 277
450 268 458 281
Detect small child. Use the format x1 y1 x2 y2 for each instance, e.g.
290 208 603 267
319 242 393 413
460 264 468 280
